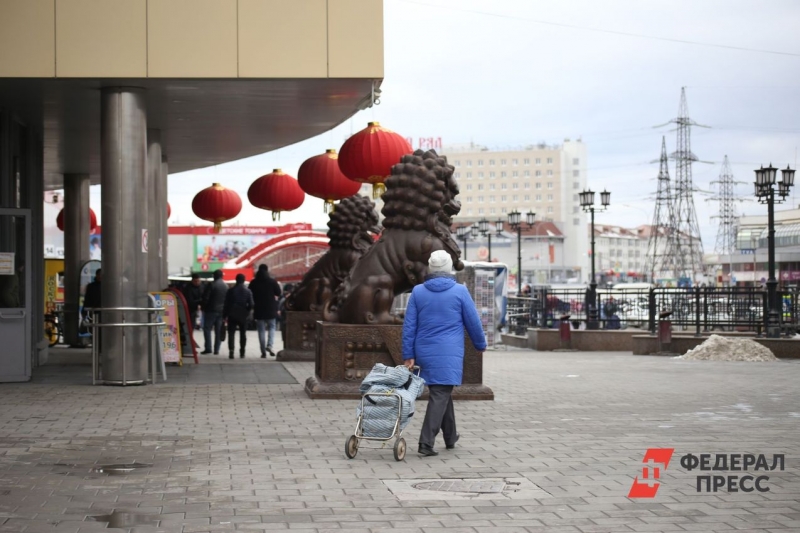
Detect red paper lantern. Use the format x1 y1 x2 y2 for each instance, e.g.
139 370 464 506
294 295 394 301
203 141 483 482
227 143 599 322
167 202 171 219
248 169 305 221
298 149 361 213
192 183 242 233
338 121 412 198
56 207 98 232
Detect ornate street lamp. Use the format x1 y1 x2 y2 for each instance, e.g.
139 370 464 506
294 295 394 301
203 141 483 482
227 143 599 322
581 188 611 329
754 163 795 338
500 210 535 295
456 225 471 261
478 217 504 261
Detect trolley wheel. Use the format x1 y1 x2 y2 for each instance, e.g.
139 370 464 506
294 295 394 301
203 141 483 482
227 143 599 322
393 437 406 461
345 435 359 459
44 319 59 347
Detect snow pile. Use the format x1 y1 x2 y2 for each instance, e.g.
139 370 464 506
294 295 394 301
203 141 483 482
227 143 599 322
676 335 778 362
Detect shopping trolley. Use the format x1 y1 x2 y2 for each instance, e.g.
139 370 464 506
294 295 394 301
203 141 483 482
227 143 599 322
345 365 423 462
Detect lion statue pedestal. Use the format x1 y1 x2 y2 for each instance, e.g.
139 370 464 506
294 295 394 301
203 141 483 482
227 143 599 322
305 149 494 401
276 311 320 361
304 321 494 400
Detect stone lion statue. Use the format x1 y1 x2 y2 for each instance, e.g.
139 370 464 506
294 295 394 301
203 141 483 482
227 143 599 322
286 194 380 312
323 149 463 324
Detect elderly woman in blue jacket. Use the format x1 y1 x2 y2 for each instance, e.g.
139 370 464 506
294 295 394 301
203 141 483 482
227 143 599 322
402 250 488 456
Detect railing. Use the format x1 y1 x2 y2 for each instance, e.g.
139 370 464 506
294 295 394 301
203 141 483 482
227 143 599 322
506 286 800 337
84 307 166 386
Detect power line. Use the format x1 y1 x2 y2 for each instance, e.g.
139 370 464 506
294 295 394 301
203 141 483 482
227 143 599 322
395 0 800 58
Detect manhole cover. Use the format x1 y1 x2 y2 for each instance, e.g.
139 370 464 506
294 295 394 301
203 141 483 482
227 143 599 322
90 512 159 528
91 463 152 475
413 480 505 493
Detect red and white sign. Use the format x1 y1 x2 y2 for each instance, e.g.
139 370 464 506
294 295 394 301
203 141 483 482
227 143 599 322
404 137 443 151
167 223 312 236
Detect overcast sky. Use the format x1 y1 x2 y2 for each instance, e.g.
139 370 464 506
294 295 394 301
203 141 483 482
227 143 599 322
147 0 800 250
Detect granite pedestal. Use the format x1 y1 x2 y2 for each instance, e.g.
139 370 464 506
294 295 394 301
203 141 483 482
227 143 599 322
276 311 320 362
304 321 494 400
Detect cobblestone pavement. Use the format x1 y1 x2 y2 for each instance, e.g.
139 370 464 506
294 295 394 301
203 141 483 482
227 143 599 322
1 349 799 533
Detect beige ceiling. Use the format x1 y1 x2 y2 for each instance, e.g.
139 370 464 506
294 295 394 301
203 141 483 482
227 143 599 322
0 78 376 190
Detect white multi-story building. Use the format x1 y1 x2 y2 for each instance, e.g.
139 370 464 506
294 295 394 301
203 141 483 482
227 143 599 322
442 139 589 281
592 224 648 283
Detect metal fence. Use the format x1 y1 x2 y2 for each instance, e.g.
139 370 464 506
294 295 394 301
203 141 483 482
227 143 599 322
506 286 800 336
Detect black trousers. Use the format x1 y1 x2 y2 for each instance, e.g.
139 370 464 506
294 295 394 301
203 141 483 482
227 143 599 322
419 385 457 448
227 318 247 353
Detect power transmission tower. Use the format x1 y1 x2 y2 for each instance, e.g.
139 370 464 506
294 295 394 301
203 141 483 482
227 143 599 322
706 155 748 285
668 87 706 283
707 155 746 255
645 137 681 282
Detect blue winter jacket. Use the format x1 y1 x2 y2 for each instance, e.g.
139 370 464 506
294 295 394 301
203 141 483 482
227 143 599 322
402 274 488 385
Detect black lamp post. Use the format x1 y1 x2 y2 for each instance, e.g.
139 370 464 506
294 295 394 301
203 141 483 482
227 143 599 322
456 225 470 261
502 210 535 295
580 188 611 329
478 218 504 261
755 163 795 338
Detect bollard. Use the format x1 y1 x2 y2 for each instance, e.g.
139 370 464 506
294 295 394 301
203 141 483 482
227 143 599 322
657 310 673 353
559 314 571 349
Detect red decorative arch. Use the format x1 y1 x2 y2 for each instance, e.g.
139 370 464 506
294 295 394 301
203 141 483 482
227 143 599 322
224 229 329 282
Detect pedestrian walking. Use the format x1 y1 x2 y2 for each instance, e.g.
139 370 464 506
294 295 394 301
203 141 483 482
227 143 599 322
223 273 254 359
181 273 204 329
401 250 487 456
82 268 102 350
200 270 227 355
248 264 282 358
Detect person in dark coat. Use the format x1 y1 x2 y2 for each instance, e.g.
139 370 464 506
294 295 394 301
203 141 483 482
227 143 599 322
201 270 228 355
182 273 204 329
402 250 487 457
223 273 254 359
248 264 282 358
82 268 102 349
83 268 102 317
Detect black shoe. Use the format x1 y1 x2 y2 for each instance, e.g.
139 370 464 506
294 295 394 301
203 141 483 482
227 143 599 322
261 352 267 359
267 348 275 357
213 351 219 355
200 350 212 355
446 433 460 450
240 350 245 358
418 444 438 457
229 352 234 359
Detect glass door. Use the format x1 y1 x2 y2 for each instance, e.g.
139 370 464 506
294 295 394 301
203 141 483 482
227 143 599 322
0 209 31 382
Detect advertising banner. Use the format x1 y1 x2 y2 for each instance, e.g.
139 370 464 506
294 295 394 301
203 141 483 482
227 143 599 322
44 259 64 314
150 292 182 363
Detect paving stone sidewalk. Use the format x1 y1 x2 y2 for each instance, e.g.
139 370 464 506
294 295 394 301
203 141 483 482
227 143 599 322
1 349 799 533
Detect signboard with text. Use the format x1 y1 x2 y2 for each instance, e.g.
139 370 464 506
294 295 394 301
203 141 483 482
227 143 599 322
191 224 313 271
150 292 182 363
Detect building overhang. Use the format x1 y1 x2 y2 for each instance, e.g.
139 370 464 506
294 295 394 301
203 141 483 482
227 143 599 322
0 77 377 189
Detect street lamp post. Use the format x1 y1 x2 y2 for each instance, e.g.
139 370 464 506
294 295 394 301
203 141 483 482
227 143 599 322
580 188 611 329
754 164 795 338
478 217 504 261
502 210 535 295
456 225 470 261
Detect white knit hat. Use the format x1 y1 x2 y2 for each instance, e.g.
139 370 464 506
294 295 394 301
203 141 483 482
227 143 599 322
428 250 453 274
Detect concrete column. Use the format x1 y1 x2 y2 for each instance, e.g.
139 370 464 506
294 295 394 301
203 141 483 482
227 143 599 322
63 173 90 346
160 156 169 288
100 87 148 385
147 130 163 292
